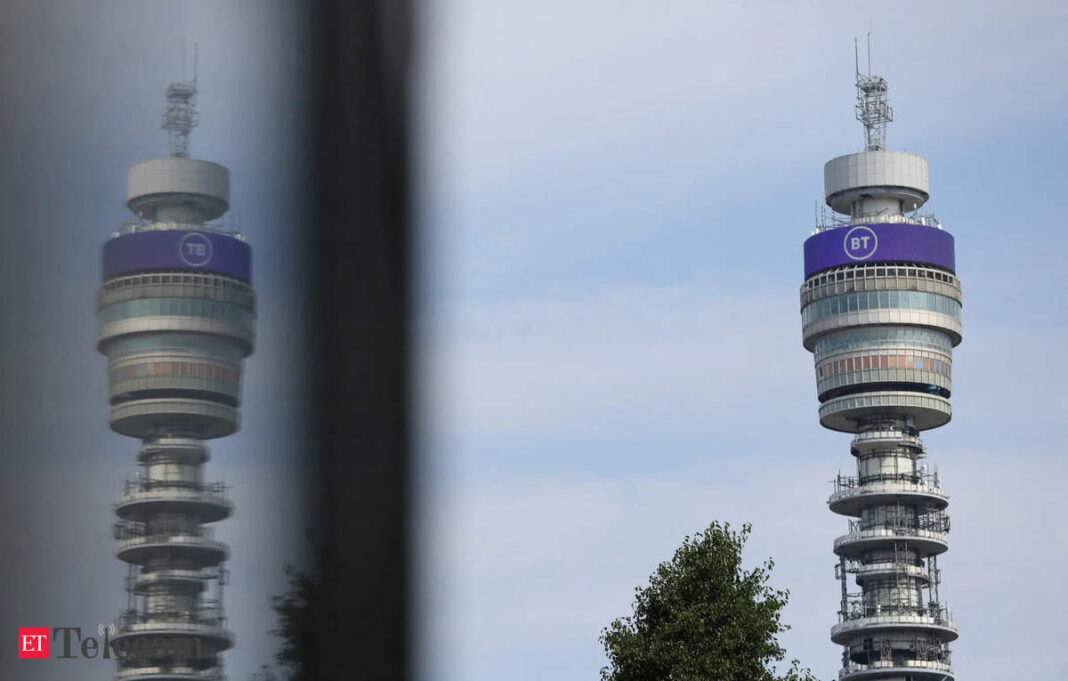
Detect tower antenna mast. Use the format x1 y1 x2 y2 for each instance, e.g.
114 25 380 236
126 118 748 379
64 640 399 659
854 34 894 152
162 42 199 158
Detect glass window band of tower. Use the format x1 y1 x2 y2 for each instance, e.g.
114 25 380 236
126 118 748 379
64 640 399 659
818 351 951 379
108 357 243 405
813 327 954 360
99 271 255 313
801 291 961 326
110 359 241 383
98 298 255 333
107 333 247 363
815 351 952 401
800 263 960 308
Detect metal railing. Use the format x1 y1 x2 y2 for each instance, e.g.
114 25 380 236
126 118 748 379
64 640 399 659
118 669 223 681
847 511 949 535
114 520 216 542
842 640 952 666
841 557 925 574
833 472 942 493
129 564 226 582
122 478 229 500
815 211 942 233
119 600 227 628
839 596 953 624
113 217 245 240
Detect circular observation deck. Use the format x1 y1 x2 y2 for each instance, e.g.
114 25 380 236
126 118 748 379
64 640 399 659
115 483 232 524
824 151 929 215
116 534 228 566
839 660 953 681
127 158 230 222
116 667 223 681
831 612 958 645
819 391 951 433
112 620 233 655
833 527 948 558
828 480 949 517
110 399 239 440
802 306 962 353
97 305 256 357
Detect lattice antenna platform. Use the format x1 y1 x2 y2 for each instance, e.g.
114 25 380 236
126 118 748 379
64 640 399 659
162 42 199 158
854 34 894 152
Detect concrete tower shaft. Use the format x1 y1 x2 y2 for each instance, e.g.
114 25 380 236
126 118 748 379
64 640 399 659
800 62 961 681
99 78 254 681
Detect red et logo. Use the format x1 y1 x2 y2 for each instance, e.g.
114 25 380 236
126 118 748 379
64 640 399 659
19 628 49 659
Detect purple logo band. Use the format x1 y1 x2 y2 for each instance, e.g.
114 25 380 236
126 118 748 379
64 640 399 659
103 230 252 282
803 223 955 278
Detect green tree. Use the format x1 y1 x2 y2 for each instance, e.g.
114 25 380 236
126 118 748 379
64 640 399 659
268 562 320 680
253 533 331 681
600 522 819 681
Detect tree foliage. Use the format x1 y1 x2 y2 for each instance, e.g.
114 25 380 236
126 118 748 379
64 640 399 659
257 534 335 681
600 522 819 681
268 562 319 681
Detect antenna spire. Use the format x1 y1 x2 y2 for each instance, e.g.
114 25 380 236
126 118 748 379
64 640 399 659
853 34 894 152
162 42 199 158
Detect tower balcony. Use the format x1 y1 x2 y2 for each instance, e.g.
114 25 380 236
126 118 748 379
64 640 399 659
114 604 232 653
839 659 953 681
109 398 239 440
115 523 227 566
116 667 224 681
116 478 232 523
819 391 951 433
833 525 948 558
829 474 948 516
112 624 232 658
831 603 958 645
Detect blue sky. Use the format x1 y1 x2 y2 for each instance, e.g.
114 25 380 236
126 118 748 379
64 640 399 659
415 2 1068 680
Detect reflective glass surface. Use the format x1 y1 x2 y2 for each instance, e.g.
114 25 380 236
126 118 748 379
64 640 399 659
802 290 961 326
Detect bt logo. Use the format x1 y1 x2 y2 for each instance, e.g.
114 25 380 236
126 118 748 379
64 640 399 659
178 232 214 267
843 225 878 260
18 628 49 659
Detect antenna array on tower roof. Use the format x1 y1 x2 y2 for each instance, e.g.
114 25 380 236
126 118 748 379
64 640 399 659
854 33 894 152
162 42 199 158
